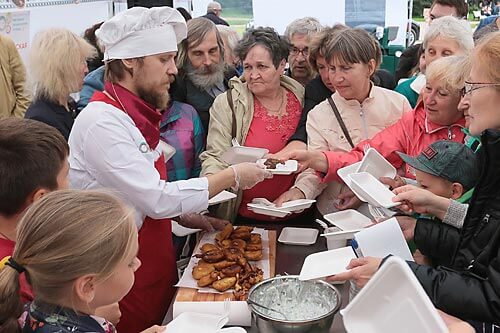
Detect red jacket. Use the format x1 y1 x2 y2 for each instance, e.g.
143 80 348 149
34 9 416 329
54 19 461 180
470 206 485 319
322 102 466 182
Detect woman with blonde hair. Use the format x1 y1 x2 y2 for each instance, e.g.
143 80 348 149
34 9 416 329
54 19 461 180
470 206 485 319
25 28 95 140
275 28 410 214
0 190 164 333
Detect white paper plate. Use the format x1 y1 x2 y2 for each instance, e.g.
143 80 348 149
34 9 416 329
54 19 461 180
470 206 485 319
278 199 316 212
222 146 269 165
167 312 227 333
247 203 291 218
171 220 201 237
323 209 372 232
358 148 397 180
299 246 356 280
341 256 448 333
257 159 298 175
209 190 237 206
278 227 318 245
349 172 400 208
337 161 367 202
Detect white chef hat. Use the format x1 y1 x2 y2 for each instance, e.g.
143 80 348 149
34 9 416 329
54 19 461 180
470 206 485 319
96 7 187 61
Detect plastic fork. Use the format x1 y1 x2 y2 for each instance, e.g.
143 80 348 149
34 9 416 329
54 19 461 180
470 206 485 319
217 298 231 328
231 138 240 147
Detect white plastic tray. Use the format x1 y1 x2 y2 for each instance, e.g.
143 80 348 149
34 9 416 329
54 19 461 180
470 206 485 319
167 312 229 332
358 148 397 180
247 203 291 218
222 146 269 165
278 227 318 245
341 256 448 333
278 199 316 212
299 246 357 280
257 159 298 175
323 209 372 232
209 190 237 206
337 161 366 202
349 172 400 208
171 220 201 237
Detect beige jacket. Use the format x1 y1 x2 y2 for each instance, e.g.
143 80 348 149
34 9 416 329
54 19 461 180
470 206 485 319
294 85 411 215
200 75 304 220
0 35 30 119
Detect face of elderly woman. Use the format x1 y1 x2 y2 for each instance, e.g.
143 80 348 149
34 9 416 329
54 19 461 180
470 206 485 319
467 61 500 136
327 57 375 102
243 45 285 96
424 36 462 68
422 79 462 126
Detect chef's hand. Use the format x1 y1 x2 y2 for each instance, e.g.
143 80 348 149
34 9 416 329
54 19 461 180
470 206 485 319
280 149 328 173
334 189 362 210
230 162 273 190
327 257 382 288
95 303 121 325
379 175 406 190
140 325 166 333
176 213 230 232
274 188 306 207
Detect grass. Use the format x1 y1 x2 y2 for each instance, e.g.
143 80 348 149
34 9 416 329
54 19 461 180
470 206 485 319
225 14 253 35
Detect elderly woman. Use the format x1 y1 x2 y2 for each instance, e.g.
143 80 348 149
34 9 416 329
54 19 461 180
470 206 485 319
395 16 474 107
285 55 470 191
25 28 95 140
200 27 304 222
330 32 500 330
275 28 411 215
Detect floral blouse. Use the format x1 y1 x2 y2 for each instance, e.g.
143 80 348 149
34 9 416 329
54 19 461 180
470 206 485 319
22 302 116 333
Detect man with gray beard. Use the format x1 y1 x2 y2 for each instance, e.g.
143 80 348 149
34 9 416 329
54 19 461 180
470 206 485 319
171 17 237 135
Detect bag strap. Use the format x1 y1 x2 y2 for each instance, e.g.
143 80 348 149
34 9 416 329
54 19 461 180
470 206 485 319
226 88 237 139
327 96 354 148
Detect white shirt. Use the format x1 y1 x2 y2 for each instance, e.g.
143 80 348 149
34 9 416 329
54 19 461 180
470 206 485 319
69 101 209 228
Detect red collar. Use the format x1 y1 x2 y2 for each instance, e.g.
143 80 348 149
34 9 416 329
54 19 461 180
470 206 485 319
91 82 161 149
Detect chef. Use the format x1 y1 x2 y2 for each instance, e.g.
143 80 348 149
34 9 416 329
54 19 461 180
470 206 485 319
68 7 271 332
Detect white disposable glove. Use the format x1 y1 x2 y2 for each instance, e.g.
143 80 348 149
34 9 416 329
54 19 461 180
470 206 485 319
230 162 273 190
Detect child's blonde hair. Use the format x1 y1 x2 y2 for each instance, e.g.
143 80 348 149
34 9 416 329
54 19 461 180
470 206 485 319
0 190 136 332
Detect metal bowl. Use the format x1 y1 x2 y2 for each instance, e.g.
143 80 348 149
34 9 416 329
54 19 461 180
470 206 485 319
247 275 341 333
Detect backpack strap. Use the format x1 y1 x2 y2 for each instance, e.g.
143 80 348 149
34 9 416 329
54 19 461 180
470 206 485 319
226 88 237 139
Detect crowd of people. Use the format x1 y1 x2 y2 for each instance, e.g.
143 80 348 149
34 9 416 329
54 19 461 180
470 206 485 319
1 0 500 332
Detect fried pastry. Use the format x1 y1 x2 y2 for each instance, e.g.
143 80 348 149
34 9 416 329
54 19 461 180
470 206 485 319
245 243 262 251
215 223 234 242
192 265 215 280
244 250 263 261
213 260 237 270
221 264 242 277
197 271 219 287
224 247 244 261
201 243 219 253
212 277 237 292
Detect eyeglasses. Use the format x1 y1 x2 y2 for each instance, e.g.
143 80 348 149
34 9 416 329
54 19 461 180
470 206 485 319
463 81 500 95
290 47 309 57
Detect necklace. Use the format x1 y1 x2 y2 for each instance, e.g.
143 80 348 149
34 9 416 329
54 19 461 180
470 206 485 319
0 230 13 241
257 88 285 114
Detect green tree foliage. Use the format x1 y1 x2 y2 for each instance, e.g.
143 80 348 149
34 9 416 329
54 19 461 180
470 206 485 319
218 0 253 15
413 0 433 17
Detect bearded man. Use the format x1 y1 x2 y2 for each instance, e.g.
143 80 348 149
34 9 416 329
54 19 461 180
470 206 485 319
171 17 237 135
68 7 270 332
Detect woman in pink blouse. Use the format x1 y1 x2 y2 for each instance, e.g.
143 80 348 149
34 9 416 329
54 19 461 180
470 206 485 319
200 27 305 222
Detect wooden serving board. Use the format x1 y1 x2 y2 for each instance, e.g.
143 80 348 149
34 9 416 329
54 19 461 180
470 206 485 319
175 230 276 302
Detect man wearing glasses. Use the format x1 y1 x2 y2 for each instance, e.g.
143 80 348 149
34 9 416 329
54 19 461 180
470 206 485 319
284 17 323 86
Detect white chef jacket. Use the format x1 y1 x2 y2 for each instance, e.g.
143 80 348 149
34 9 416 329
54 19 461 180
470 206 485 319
68 101 209 228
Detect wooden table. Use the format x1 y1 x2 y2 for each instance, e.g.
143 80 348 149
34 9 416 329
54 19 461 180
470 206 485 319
164 223 348 333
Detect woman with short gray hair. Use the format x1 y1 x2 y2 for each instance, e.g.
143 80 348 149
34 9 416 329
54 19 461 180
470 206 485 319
200 27 306 222
395 16 474 107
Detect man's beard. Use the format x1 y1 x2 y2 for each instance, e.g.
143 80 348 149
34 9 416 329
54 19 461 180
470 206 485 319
137 86 170 110
186 61 226 90
135 74 173 110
